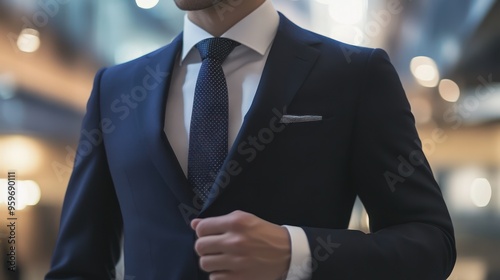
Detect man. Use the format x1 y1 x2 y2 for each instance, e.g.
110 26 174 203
46 0 456 279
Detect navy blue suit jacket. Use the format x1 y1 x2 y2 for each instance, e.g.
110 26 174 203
46 14 456 279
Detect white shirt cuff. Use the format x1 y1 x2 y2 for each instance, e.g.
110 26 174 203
282 225 312 280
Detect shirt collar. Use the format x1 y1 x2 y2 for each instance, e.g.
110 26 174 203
181 0 279 64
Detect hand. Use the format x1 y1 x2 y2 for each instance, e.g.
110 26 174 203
191 210 291 280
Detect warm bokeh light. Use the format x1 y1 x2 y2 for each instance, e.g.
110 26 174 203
17 28 41 53
0 179 41 210
470 178 492 208
410 56 440 87
136 0 159 9
447 167 488 212
439 79 461 102
328 0 367 25
0 136 43 174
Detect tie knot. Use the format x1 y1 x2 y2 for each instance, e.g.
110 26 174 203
196 38 240 63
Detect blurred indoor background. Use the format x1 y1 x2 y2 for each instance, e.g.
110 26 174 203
0 0 499 279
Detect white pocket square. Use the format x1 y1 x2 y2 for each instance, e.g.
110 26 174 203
279 114 323 124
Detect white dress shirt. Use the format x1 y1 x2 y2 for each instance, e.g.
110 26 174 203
164 1 311 279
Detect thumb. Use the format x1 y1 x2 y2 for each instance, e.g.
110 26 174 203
191 218 202 230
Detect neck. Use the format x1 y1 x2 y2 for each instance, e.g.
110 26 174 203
187 0 266 37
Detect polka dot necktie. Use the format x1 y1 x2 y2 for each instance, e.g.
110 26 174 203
187 38 240 203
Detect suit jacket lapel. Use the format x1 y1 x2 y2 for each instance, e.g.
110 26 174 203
200 15 321 215
134 34 198 211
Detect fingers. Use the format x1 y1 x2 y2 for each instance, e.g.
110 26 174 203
199 254 241 272
192 211 289 280
195 216 232 237
195 234 227 256
194 210 252 237
209 271 237 280
191 218 202 230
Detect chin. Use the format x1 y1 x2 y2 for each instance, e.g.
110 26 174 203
174 0 223 11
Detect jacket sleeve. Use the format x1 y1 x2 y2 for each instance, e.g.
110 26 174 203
45 68 123 280
302 48 456 279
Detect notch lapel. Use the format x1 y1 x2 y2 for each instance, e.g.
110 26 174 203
133 34 197 210
199 15 321 215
